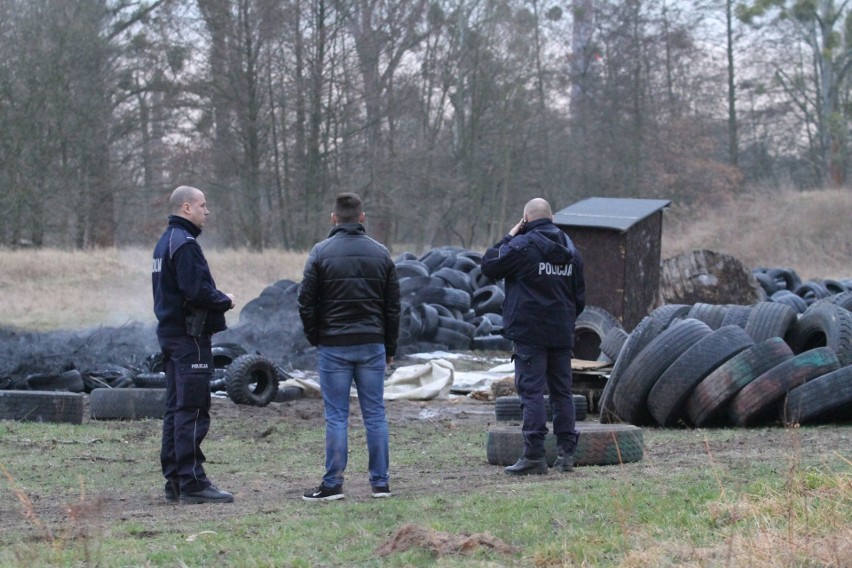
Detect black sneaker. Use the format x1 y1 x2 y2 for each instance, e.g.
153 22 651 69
303 484 344 501
180 484 234 504
371 485 392 498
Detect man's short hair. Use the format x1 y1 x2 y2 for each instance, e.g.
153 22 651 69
169 185 201 214
334 193 363 223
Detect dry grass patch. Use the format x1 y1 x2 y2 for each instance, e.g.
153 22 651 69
0 247 308 331
663 187 852 280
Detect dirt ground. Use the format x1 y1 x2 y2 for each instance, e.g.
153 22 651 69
3 389 851 545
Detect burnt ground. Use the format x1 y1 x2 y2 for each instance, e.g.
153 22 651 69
1 384 850 548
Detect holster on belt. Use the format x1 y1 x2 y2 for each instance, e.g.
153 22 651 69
184 303 209 338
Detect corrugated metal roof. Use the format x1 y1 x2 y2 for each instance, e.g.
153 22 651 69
553 197 671 232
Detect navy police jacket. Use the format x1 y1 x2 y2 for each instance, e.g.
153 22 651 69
481 218 585 348
152 215 232 337
298 223 401 356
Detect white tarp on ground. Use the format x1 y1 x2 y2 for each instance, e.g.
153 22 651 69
280 355 514 401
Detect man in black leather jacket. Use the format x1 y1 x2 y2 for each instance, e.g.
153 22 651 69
481 197 585 475
298 193 400 501
152 185 235 504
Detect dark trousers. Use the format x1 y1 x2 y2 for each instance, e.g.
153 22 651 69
158 334 213 493
513 341 578 459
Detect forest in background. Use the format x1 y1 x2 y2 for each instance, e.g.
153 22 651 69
1 0 851 252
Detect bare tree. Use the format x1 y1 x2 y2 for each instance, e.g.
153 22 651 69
738 0 852 185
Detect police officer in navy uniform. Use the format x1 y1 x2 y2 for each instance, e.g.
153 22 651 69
481 197 585 475
152 185 236 503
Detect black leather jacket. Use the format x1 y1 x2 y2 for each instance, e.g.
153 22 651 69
298 223 401 356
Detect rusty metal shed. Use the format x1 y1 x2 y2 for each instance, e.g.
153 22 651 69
554 197 671 332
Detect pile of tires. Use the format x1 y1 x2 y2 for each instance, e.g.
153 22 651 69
238 279 300 327
599 299 852 427
395 247 511 352
752 267 852 313
1 364 139 393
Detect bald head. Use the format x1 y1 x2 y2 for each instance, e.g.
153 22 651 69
169 185 209 228
169 186 203 214
523 198 552 222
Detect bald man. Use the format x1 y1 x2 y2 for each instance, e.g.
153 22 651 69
481 198 585 475
152 185 236 504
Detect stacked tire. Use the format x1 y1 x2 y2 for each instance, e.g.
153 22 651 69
396 247 510 352
599 300 852 427
494 395 589 422
752 267 852 313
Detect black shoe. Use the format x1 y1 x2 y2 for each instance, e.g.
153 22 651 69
504 456 548 476
303 484 344 501
552 453 575 472
371 485 392 498
180 485 234 504
164 481 179 503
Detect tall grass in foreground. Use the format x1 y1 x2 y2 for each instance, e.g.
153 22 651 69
0 419 849 567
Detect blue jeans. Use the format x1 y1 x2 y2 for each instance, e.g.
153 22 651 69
318 343 389 488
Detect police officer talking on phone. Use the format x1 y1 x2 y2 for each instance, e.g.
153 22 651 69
152 185 236 503
481 198 585 475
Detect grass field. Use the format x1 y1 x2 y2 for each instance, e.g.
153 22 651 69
0 397 850 567
0 187 850 566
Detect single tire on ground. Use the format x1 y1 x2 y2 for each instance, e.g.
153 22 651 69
90 388 167 420
728 347 841 426
0 390 84 424
25 370 85 393
274 386 305 403
494 395 588 422
685 337 794 427
781 365 852 425
646 325 754 426
611 318 713 425
486 423 643 467
225 354 280 407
